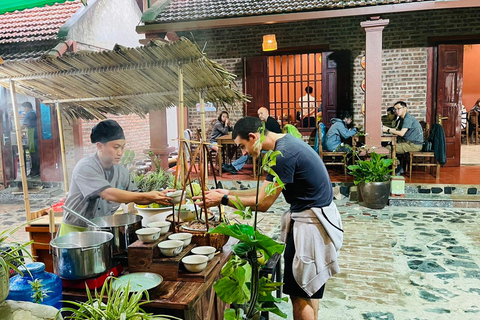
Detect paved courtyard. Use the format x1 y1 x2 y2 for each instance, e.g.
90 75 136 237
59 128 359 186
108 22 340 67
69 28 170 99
1 185 479 320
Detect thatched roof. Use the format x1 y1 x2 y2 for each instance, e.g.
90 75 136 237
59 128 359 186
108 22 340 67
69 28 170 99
0 37 247 121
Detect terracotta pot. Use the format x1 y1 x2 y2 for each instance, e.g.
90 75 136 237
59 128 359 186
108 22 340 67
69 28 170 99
358 181 390 209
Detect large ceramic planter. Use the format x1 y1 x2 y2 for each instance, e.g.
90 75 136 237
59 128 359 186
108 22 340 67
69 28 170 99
0 267 9 304
358 181 391 209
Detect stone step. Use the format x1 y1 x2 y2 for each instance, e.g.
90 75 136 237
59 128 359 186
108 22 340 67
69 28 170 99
389 193 480 208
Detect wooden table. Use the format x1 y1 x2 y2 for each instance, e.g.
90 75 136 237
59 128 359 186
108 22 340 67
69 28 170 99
62 241 234 320
216 134 235 176
352 135 397 172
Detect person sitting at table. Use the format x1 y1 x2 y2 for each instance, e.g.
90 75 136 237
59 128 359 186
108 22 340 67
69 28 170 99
222 107 282 175
381 106 400 129
382 101 423 175
210 110 232 152
324 111 361 152
467 98 480 140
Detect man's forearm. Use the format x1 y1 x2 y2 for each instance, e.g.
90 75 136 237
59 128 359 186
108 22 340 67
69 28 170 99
229 188 257 197
100 188 148 204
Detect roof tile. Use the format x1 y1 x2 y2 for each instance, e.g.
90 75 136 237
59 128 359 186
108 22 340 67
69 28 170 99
151 0 438 23
0 0 83 44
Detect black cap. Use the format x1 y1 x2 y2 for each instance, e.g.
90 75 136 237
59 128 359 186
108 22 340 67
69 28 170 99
90 120 125 143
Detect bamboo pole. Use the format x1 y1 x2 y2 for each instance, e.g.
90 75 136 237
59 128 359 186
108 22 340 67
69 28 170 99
56 103 69 193
199 91 208 179
9 80 31 220
178 64 185 182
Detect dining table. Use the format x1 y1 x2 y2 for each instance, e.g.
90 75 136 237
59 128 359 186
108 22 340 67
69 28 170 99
352 134 397 172
216 133 235 176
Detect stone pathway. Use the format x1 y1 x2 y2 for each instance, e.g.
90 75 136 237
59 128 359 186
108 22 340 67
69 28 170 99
2 185 480 320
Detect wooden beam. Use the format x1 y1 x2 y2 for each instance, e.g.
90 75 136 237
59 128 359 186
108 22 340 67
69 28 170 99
56 103 69 193
9 80 31 220
0 58 202 82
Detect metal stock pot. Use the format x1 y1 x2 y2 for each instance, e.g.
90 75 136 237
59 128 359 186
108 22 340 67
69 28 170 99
89 214 143 255
50 231 113 280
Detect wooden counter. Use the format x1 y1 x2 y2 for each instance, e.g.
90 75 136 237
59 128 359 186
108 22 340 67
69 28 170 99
62 240 234 320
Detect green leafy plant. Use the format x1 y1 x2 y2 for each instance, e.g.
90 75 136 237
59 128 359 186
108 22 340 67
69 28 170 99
210 124 288 320
61 277 179 320
132 167 175 193
121 149 136 168
0 223 34 276
29 278 51 303
347 150 393 185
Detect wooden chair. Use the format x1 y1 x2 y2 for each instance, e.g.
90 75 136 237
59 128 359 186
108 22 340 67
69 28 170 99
409 121 440 179
469 110 480 144
461 116 469 145
317 123 347 175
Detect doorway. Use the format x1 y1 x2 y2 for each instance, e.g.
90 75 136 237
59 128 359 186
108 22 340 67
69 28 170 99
244 50 351 133
460 44 480 165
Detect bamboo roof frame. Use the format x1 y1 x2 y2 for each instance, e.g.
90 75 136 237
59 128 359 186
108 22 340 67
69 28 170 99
0 37 248 121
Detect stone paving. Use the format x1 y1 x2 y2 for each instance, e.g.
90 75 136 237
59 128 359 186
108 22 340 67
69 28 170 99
1 184 480 320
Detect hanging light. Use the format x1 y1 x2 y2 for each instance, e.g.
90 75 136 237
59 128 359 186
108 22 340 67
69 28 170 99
262 34 277 51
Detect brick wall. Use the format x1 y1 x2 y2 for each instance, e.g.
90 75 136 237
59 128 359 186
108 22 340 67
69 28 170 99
179 7 480 126
187 58 244 139
62 114 151 182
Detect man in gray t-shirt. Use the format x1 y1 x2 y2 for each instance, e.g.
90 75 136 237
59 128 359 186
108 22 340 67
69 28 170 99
59 120 173 236
382 101 423 174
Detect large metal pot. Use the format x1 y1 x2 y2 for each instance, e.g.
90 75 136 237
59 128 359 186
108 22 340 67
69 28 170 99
50 231 113 280
89 214 142 255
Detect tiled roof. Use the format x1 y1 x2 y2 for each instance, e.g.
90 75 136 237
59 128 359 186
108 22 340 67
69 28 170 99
0 0 83 45
0 40 60 61
152 0 438 23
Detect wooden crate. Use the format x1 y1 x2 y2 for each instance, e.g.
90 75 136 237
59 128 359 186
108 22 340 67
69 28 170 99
128 232 219 282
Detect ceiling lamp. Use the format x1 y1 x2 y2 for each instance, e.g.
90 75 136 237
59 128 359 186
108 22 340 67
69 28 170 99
262 34 277 51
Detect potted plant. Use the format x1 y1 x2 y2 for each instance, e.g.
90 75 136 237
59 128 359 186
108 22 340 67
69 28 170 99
0 224 33 304
209 125 288 320
60 277 179 319
347 150 393 209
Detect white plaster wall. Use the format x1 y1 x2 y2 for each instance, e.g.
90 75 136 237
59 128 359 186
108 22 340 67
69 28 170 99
67 0 144 49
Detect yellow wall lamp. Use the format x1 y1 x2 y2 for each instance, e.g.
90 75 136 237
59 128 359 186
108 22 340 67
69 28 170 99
262 34 277 51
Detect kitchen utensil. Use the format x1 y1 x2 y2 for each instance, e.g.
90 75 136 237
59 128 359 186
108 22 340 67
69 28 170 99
50 231 113 280
89 214 142 255
61 206 101 228
112 272 163 292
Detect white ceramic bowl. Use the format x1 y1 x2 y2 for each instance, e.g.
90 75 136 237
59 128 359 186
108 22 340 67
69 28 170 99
135 228 161 243
191 246 216 261
168 232 193 246
166 190 184 204
182 255 208 273
147 221 171 235
157 240 184 257
174 204 197 222
134 205 171 227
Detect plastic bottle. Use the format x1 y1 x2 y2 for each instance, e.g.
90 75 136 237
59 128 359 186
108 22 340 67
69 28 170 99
7 262 62 309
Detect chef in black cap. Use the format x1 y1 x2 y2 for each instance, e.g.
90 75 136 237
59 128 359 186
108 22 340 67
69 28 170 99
59 119 173 236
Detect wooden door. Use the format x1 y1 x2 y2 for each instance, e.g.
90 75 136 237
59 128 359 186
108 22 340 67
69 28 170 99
436 45 463 167
0 87 15 185
38 101 61 181
321 51 351 127
244 56 269 117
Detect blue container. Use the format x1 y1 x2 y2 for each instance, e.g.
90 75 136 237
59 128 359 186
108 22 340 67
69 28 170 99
7 262 62 309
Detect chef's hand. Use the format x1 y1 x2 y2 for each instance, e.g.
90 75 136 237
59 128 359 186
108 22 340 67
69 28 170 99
147 189 175 205
192 190 224 208
382 125 389 133
212 189 229 195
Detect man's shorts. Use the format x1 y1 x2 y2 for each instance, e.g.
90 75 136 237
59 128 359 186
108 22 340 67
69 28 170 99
282 222 326 299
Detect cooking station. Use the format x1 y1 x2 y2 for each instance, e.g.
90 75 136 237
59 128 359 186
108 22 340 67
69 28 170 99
27 207 232 320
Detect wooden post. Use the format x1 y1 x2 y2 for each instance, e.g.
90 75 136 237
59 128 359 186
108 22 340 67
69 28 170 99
9 80 31 220
178 65 185 182
56 103 69 192
199 91 208 178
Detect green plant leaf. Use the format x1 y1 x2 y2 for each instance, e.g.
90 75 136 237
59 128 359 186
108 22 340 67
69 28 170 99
214 263 251 304
232 242 253 257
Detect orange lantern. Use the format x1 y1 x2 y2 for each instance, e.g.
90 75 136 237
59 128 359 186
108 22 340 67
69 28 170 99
262 34 277 51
